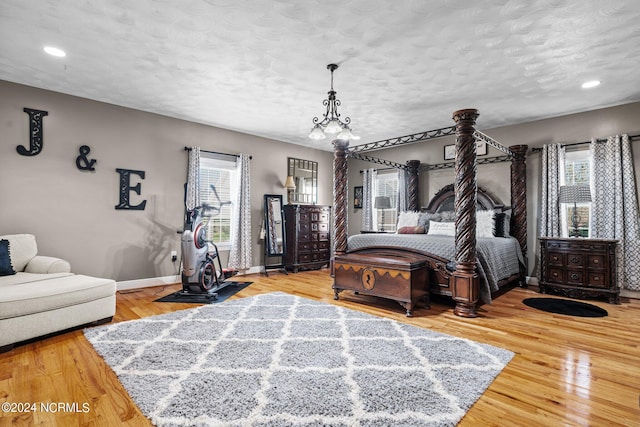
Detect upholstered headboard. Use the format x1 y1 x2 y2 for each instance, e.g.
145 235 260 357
422 183 506 213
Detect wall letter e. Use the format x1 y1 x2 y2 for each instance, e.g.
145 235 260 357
115 168 147 210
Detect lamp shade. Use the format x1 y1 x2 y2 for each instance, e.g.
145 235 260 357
284 176 296 190
374 196 391 209
559 185 592 203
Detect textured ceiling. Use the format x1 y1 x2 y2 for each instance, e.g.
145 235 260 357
2 1 640 151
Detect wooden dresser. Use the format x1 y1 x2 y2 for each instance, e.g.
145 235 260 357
539 237 619 304
283 204 331 272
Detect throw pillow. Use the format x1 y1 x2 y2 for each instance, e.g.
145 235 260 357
427 221 456 236
493 212 506 237
396 211 420 229
438 210 456 222
0 239 16 276
417 212 437 232
476 210 496 238
397 226 425 234
503 209 512 236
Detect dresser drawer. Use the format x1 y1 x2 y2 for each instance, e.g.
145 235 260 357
298 242 311 252
587 272 607 288
588 255 605 270
547 268 564 284
567 254 584 268
299 212 310 223
566 270 583 284
548 252 564 266
299 232 311 242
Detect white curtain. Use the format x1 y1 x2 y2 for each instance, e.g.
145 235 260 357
228 153 252 270
186 147 200 211
362 168 377 231
539 143 565 237
397 169 408 213
591 134 640 291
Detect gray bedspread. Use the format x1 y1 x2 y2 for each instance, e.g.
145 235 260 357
347 234 524 303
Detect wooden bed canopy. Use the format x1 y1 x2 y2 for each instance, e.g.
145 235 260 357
331 109 528 317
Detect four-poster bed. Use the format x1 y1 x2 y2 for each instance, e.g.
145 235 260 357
331 109 529 317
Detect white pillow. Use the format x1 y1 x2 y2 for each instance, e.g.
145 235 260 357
476 210 496 238
396 211 420 230
427 221 455 236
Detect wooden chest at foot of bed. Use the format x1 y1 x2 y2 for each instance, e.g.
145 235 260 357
333 251 430 316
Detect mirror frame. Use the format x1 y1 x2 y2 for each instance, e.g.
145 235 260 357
264 194 285 257
288 157 318 204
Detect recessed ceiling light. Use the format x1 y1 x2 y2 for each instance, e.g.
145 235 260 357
44 46 66 57
581 80 600 89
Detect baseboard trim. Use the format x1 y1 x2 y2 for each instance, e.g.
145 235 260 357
116 266 264 291
117 275 180 291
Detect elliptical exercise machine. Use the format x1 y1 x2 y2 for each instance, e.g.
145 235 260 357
180 201 234 299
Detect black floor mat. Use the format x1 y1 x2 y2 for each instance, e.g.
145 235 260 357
522 297 608 317
154 281 252 304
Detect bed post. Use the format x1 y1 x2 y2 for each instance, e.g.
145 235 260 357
333 139 350 258
509 144 528 273
451 109 480 318
406 159 421 211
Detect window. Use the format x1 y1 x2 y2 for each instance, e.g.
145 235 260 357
561 149 591 237
199 155 237 247
374 172 399 231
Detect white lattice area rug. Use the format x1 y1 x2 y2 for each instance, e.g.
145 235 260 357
84 292 513 426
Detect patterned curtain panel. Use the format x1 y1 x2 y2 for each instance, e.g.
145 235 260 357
539 143 564 237
591 135 640 291
228 153 252 271
185 147 200 212
397 169 408 213
362 168 377 231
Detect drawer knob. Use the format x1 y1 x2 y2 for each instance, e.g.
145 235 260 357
570 273 579 280
570 256 580 264
593 259 599 264
593 276 600 281
552 272 558 277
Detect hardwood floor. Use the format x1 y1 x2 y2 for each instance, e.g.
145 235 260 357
1 269 639 426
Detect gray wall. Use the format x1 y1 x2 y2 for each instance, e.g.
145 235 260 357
346 102 640 276
0 80 333 281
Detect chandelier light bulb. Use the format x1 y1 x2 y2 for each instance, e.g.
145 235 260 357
309 125 326 140
337 127 352 140
325 119 342 134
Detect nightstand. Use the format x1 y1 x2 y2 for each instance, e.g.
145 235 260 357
539 237 619 304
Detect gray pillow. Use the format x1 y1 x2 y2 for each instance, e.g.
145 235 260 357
439 210 456 222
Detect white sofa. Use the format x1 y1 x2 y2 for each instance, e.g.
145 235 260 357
0 234 116 352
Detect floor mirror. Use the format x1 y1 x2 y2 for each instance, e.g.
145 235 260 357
263 194 287 275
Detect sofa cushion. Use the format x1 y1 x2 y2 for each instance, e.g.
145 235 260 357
0 234 37 272
0 271 74 286
25 256 71 274
0 239 16 276
0 274 116 320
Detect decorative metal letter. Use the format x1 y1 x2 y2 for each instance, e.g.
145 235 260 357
18 108 49 156
76 145 97 171
115 168 147 210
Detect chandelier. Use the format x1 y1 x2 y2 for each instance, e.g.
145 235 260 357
309 64 359 141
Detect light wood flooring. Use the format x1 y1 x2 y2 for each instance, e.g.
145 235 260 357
1 269 639 426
